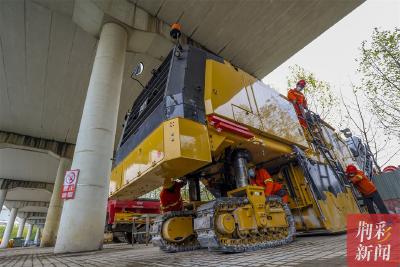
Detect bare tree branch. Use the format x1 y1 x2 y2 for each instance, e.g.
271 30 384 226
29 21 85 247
381 147 400 166
340 89 382 172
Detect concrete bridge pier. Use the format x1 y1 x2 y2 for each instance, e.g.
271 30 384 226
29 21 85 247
17 214 28 238
25 224 33 247
55 22 127 253
34 228 41 246
41 158 71 247
0 207 18 248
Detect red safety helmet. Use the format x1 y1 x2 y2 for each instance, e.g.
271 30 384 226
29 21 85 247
296 80 306 88
346 164 358 174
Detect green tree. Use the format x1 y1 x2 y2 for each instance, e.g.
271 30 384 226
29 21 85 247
0 224 38 242
141 182 214 201
357 27 400 138
181 182 214 201
287 65 340 124
140 187 161 199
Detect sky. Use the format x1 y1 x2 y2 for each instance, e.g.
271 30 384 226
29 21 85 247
262 0 400 166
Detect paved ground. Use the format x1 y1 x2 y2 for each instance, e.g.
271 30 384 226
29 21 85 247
0 234 347 267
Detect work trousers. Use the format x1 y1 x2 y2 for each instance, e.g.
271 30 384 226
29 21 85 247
363 191 389 214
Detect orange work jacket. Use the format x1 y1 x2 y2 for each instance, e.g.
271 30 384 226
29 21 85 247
250 169 289 203
349 170 377 196
287 89 308 127
160 181 185 213
250 169 273 195
287 89 308 109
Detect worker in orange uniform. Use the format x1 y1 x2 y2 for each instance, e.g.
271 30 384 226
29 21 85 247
287 80 308 128
269 180 289 203
346 164 389 214
160 178 187 213
249 168 289 203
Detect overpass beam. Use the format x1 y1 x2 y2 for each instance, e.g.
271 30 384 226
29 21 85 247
0 207 18 248
17 214 28 238
55 23 127 253
0 131 74 159
41 157 71 247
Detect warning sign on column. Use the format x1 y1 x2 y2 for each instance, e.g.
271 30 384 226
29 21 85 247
61 169 80 200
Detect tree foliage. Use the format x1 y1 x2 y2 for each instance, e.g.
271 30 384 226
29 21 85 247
0 224 38 240
287 65 339 123
357 27 400 138
140 182 214 201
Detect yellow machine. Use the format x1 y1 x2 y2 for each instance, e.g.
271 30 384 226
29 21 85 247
109 44 362 252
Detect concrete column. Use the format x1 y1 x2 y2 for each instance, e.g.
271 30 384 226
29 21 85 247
55 23 127 253
34 228 41 246
0 190 7 216
17 215 27 238
24 224 33 246
41 158 71 247
0 207 18 248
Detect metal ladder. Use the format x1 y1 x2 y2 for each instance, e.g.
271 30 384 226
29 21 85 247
317 164 332 191
301 109 347 188
300 108 362 210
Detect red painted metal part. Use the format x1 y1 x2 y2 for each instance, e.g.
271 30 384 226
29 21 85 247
208 115 254 139
107 199 160 224
383 165 399 173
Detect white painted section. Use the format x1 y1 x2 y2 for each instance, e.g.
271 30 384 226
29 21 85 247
25 224 33 246
17 215 27 238
0 207 18 248
41 158 71 247
55 23 127 253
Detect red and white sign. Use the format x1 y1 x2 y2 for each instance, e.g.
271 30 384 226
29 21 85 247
347 214 400 267
61 169 80 200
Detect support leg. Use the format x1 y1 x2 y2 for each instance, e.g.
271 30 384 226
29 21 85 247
17 215 27 238
24 224 33 247
41 158 71 247
55 23 127 253
0 207 18 248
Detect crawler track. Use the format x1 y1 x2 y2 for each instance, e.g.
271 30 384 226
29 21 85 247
151 210 200 252
194 196 295 253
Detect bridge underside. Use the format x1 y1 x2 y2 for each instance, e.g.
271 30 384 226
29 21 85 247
135 0 363 78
